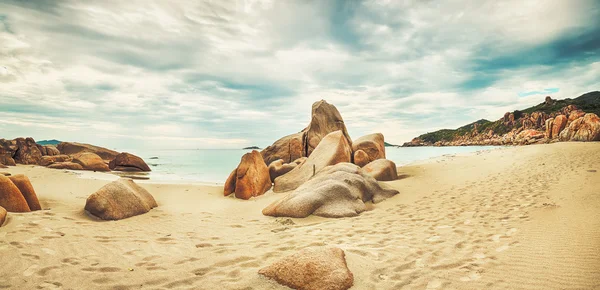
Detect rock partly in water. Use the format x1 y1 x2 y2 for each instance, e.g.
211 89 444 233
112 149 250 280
224 150 272 200
40 155 72 167
57 142 119 161
0 205 6 226
261 132 304 166
8 174 41 211
304 100 352 157
353 149 370 167
265 163 399 218
559 113 600 141
109 152 151 172
352 133 385 165
0 175 31 212
363 159 398 181
258 247 354 290
48 162 84 170
84 178 157 220
72 152 110 172
268 157 306 183
274 131 352 193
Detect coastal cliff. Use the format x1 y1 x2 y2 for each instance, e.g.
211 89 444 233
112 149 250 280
403 91 600 146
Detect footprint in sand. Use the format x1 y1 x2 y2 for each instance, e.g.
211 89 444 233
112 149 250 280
42 248 57 255
426 279 443 289
23 265 39 277
496 245 509 252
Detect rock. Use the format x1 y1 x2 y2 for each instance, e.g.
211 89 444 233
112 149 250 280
84 178 157 220
264 163 398 218
545 118 554 138
353 149 370 167
363 159 398 181
304 100 352 157
109 152 151 172
0 139 17 166
0 205 6 226
57 142 119 161
274 131 352 193
258 247 354 290
559 113 600 141
351 133 386 165
47 162 84 170
44 145 60 156
0 155 16 166
0 175 31 212
0 164 6 169
37 144 47 156
0 172 10 176
8 174 41 211
224 150 272 200
544 96 554 105
40 155 72 167
72 152 110 172
13 137 43 165
268 158 306 183
568 110 586 124
261 132 304 166
552 115 568 138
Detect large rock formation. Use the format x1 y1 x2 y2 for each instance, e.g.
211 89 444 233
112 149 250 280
261 132 304 166
13 137 43 165
264 163 399 218
48 162 84 170
40 155 72 167
57 142 119 161
0 175 31 212
84 178 157 220
8 174 41 211
303 100 352 157
268 157 306 183
72 152 110 172
363 159 398 181
224 150 272 200
109 152 151 172
559 113 600 141
259 247 354 290
0 205 6 226
352 133 385 165
273 131 352 193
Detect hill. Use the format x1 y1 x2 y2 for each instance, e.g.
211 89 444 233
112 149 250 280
36 139 61 146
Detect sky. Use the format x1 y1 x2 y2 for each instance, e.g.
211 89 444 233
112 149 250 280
1 0 599 150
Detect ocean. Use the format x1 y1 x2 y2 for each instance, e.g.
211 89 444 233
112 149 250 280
119 146 500 184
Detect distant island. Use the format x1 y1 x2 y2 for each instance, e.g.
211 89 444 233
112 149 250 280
243 146 261 150
403 91 600 147
384 142 399 147
36 139 61 146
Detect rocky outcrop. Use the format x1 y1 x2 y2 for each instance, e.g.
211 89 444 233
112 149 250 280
303 100 352 157
273 131 352 193
268 157 306 183
109 152 151 172
72 152 110 172
40 155 72 167
8 175 41 211
224 150 272 200
261 132 304 165
0 175 31 212
552 115 568 138
559 113 600 141
363 159 398 181
264 163 398 218
13 137 43 165
0 206 6 226
352 133 385 165
84 178 157 220
259 247 354 290
353 149 370 167
44 145 60 156
57 142 119 161
48 162 84 170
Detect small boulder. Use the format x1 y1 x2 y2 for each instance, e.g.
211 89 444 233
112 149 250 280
268 157 306 182
274 131 352 193
84 178 157 220
72 152 110 172
0 175 31 212
40 155 72 167
363 159 398 181
264 163 398 218
109 152 151 172
0 205 6 226
48 162 84 170
353 149 370 167
224 150 272 200
352 133 385 164
8 174 41 211
258 247 354 290
261 132 304 166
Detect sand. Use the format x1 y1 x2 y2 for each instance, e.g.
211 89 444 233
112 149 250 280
1 142 599 290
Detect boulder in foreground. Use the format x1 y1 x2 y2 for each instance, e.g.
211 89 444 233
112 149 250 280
109 152 151 172
265 163 399 218
72 152 110 172
85 178 157 220
363 159 398 181
0 205 6 226
224 150 272 200
8 174 41 211
274 130 352 193
0 175 31 212
259 247 354 290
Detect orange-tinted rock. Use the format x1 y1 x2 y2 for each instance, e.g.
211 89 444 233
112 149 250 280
57 142 119 161
13 137 43 165
72 152 110 172
224 150 271 200
0 175 30 212
363 159 398 181
0 205 6 226
8 174 41 211
47 162 84 170
109 152 151 172
268 157 306 183
559 113 600 141
40 155 72 167
223 169 237 196
274 131 352 193
259 247 354 290
304 100 352 157
0 155 16 166
545 118 554 138
352 133 385 165
552 115 568 138
85 178 157 220
353 149 370 167
568 110 586 124
261 132 304 166
44 145 60 156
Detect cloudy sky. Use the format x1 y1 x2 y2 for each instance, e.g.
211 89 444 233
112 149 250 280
1 0 599 150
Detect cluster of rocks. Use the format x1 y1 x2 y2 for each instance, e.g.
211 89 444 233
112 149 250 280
0 139 151 173
224 100 400 218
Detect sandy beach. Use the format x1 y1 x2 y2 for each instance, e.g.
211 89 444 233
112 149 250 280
1 142 599 290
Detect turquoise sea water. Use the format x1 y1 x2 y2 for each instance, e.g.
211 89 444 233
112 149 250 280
121 146 500 184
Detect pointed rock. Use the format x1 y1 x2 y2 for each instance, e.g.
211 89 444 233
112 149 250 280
8 174 41 211
224 150 271 200
304 100 352 157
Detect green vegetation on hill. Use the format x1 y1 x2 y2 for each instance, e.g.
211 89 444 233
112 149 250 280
415 91 600 143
